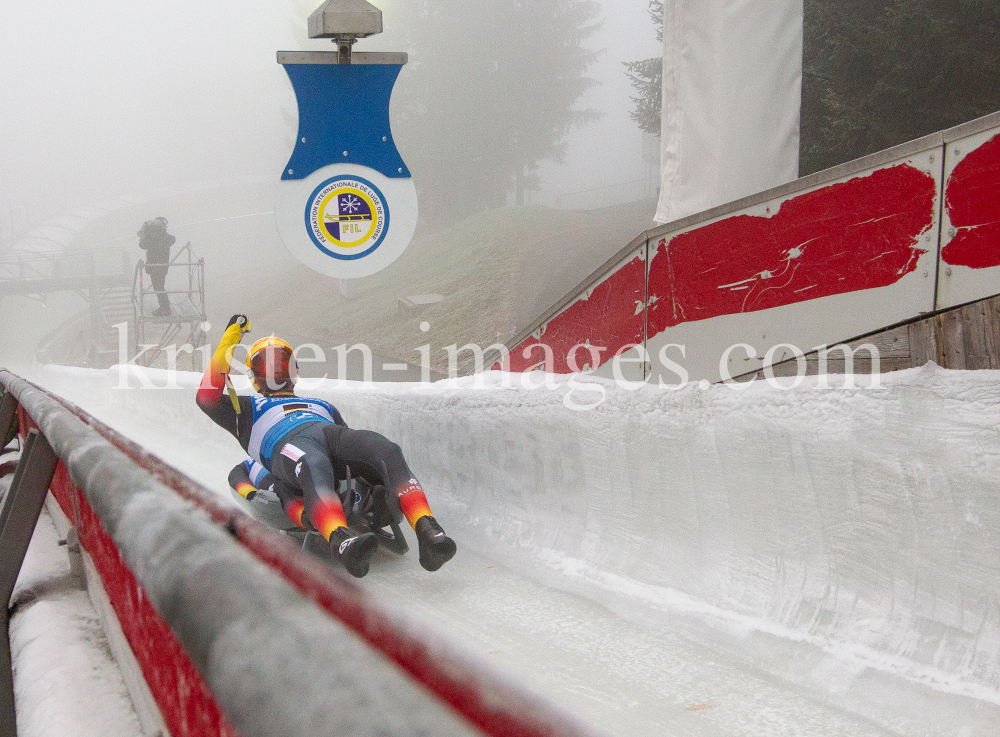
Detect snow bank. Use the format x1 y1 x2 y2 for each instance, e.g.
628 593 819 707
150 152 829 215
34 363 1000 704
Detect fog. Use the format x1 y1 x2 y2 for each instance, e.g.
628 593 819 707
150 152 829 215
0 0 296 235
0 0 661 370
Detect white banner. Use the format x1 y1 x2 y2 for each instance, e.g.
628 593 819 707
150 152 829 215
656 0 804 224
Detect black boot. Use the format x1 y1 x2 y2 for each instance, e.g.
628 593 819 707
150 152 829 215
329 528 378 578
414 516 456 572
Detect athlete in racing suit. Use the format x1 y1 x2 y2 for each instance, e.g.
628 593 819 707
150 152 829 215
197 315 456 577
229 458 306 527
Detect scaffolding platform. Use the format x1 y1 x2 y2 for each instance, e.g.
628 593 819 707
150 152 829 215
132 244 208 370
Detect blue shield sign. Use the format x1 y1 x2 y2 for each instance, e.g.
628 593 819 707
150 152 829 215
275 52 418 278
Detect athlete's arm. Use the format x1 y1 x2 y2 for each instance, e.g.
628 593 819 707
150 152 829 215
196 314 251 437
229 458 282 502
329 402 348 427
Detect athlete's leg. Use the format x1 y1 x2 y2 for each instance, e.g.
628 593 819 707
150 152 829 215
270 424 378 578
322 425 456 571
228 462 306 529
322 425 433 527
269 479 307 530
149 265 170 314
270 427 347 541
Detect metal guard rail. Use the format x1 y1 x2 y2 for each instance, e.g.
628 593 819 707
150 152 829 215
0 248 130 284
0 369 597 737
504 109 1000 357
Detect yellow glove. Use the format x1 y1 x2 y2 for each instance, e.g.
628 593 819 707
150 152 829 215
219 315 252 413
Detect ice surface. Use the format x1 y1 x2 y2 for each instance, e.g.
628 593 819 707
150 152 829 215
28 363 1000 736
4 369 483 737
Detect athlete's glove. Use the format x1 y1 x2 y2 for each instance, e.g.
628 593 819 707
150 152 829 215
244 488 258 502
227 314 252 334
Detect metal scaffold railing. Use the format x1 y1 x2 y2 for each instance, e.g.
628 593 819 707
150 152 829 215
132 242 208 370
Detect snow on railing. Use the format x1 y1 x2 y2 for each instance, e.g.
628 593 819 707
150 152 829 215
0 369 599 737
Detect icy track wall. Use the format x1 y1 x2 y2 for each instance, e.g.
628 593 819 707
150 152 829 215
0 370 598 737
506 111 1000 384
35 364 1000 704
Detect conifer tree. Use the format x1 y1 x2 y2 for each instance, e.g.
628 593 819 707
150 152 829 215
387 0 603 220
623 2 663 137
801 0 1000 175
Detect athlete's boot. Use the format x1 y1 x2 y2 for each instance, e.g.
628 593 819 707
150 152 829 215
414 516 456 572
329 528 379 578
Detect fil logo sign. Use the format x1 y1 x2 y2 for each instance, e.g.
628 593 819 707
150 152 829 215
274 48 416 279
306 176 388 260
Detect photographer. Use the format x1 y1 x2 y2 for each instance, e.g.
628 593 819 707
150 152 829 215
137 216 175 316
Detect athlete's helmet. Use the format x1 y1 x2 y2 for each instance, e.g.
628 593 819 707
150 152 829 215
246 336 297 394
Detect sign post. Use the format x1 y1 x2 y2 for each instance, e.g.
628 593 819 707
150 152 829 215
276 0 417 279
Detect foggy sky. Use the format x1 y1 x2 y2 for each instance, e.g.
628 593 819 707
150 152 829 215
0 0 661 246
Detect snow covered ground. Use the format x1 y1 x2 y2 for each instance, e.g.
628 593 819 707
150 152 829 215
23 363 1000 736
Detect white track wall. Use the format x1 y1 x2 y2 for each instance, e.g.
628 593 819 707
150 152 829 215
509 112 1000 386
329 370 1000 704
33 364 1000 709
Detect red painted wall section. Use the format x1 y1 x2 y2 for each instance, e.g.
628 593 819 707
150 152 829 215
46 460 240 737
506 252 646 373
647 164 937 336
942 132 1000 269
